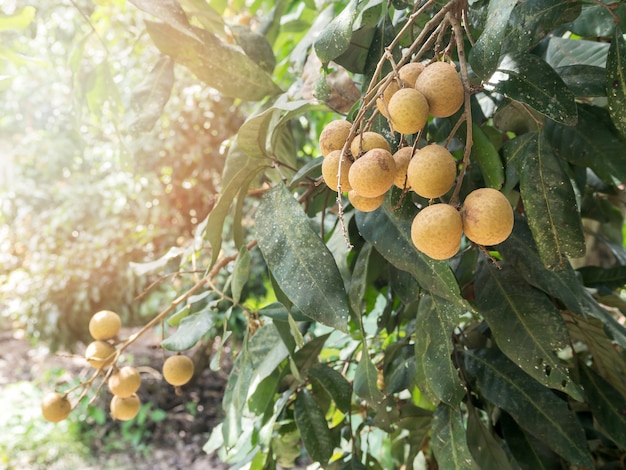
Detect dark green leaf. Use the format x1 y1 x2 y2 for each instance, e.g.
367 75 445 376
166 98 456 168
464 348 593 467
127 55 174 133
257 302 311 322
577 265 626 290
333 24 377 74
256 184 350 332
414 295 465 405
431 403 479 469
487 53 577 125
515 132 585 268
499 411 559 470
383 343 415 394
555 65 607 98
354 351 385 407
466 407 514 470
579 363 626 449
568 4 626 38
145 21 280 101
309 363 353 413
469 0 517 78
545 37 609 68
295 388 334 465
349 242 374 317
247 370 281 415
162 309 213 351
476 262 582 400
314 0 358 65
607 26 626 139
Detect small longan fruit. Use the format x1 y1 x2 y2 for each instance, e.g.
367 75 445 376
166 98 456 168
398 62 425 87
41 392 72 423
89 310 121 340
348 190 385 212
392 147 414 189
415 62 464 118
349 131 391 157
387 88 429 135
376 74 401 118
163 355 195 387
461 188 514 246
321 149 352 192
85 340 116 369
407 144 457 199
108 366 141 398
319 120 352 157
411 204 463 260
348 148 396 198
110 394 141 421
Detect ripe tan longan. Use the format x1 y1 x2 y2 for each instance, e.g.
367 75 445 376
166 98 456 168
411 204 463 260
376 73 401 118
89 310 121 340
392 147 413 189
108 366 142 398
348 190 385 212
319 120 352 157
110 394 141 421
349 131 391 157
387 88 429 135
321 149 352 192
406 144 457 199
85 340 116 369
41 392 72 423
461 188 514 246
348 148 396 198
415 62 464 118
398 62 425 87
163 355 195 387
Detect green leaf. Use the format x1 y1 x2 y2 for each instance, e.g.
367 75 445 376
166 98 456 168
545 37 610 68
414 295 465 406
145 21 280 101
471 122 504 189
475 262 582 400
354 350 385 407
513 132 585 268
466 408 515 470
578 265 626 290
355 207 464 307
469 0 517 78
607 26 626 140
464 348 594 467
431 403 479 470
499 411 559 470
295 388 334 465
230 25 276 74
487 53 577 125
555 65 607 98
314 0 358 65
383 343 415 394
309 363 353 413
579 363 626 449
0 6 36 31
349 242 374 317
255 184 350 332
231 245 251 305
162 309 214 351
568 4 626 38
127 55 174 133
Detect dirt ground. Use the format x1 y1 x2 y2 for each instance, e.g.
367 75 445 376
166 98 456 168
0 327 231 469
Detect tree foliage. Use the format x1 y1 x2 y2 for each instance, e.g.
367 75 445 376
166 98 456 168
3 0 626 468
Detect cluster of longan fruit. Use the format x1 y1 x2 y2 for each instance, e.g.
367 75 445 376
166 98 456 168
41 310 195 424
319 61 514 260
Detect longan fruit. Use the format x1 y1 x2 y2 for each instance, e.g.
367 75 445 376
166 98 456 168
348 148 396 198
162 355 195 387
461 188 514 246
110 393 141 421
392 147 413 189
406 144 457 199
387 88 429 135
41 392 72 423
108 366 142 398
89 310 121 340
411 204 463 260
348 190 385 212
375 73 401 118
321 149 352 192
349 131 391 157
85 340 116 369
415 62 464 118
319 120 352 157
398 62 425 87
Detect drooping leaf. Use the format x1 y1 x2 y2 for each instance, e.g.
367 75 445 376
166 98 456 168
295 388 334 465
314 0 358 65
475 262 582 400
230 24 276 74
127 55 174 133
469 0 517 78
464 348 594 467
162 309 214 351
349 242 374 318
466 407 515 470
256 184 350 332
231 245 251 305
487 53 578 125
383 343 415 394
309 363 353 413
499 411 560 470
431 403 479 470
470 122 504 189
579 363 626 449
414 295 465 406
545 37 610 68
354 350 385 407
145 21 281 101
606 26 626 139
